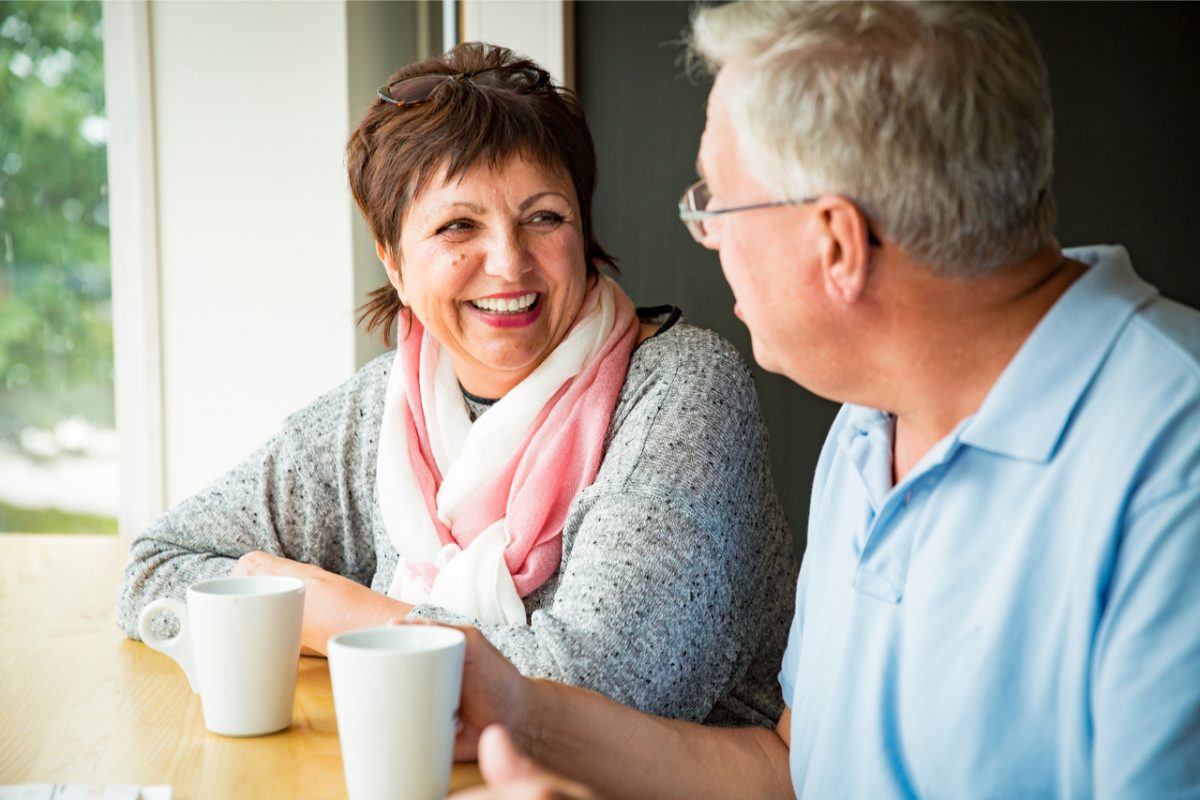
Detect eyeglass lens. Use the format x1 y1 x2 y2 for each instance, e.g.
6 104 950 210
686 181 712 241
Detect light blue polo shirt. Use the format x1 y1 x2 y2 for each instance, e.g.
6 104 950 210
782 246 1200 798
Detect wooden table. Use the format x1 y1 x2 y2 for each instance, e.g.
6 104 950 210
0 534 482 798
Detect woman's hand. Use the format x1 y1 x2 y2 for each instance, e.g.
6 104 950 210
232 551 412 655
450 725 596 800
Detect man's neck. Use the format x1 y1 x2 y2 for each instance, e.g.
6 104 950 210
882 246 1087 483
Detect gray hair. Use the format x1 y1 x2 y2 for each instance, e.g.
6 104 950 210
688 1 1056 276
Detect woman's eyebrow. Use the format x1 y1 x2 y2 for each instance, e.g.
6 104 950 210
519 191 570 212
442 201 487 214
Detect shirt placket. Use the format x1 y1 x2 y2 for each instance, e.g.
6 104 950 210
843 415 959 603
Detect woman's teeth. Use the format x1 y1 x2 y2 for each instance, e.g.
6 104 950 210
471 292 538 313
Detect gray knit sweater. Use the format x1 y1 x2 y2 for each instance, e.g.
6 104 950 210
117 309 797 727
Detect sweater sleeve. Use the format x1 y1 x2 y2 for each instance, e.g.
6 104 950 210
410 325 793 723
115 361 385 639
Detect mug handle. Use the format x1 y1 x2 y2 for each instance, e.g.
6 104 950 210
137 598 199 693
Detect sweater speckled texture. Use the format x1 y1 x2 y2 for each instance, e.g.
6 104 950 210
117 310 797 727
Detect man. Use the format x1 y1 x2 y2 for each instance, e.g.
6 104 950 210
448 2 1200 797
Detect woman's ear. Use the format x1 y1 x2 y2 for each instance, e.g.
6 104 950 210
816 198 871 306
376 241 405 300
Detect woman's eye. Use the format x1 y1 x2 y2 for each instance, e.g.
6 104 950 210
526 211 565 227
437 219 476 235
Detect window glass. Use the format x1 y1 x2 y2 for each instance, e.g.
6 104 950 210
0 0 115 534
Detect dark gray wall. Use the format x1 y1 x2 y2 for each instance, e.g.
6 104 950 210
1016 2 1200 309
576 1 1200 555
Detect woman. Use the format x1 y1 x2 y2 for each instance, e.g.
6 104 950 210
117 42 796 728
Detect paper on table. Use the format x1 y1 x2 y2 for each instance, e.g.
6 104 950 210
0 787 171 800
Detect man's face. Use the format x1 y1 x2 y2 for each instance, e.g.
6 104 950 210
697 66 824 383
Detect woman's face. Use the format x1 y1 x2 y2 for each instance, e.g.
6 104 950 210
383 154 590 398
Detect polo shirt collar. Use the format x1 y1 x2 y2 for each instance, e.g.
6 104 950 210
958 245 1158 462
839 405 896 511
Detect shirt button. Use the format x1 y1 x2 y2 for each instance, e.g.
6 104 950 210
904 490 913 505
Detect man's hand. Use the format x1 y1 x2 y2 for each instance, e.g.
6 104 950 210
408 622 536 762
450 725 596 800
413 619 792 800
232 551 411 654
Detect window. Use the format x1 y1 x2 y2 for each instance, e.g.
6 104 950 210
0 0 115 534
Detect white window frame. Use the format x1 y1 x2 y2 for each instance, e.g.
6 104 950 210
103 0 165 536
460 0 573 87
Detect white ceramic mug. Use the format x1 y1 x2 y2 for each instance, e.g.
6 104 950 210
328 625 466 800
137 575 305 737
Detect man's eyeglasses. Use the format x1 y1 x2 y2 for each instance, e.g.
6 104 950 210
377 66 550 109
678 179 881 247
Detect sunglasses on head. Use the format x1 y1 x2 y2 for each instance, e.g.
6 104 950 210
377 66 551 109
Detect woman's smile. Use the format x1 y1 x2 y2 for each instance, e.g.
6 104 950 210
468 291 544 328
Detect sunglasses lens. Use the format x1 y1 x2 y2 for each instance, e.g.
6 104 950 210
384 74 451 105
472 67 545 90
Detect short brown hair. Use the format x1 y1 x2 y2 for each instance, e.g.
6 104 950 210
347 42 615 344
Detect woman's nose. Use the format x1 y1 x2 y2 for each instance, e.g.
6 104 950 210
483 230 531 282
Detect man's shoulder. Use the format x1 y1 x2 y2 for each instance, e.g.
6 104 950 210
1097 296 1200 496
1129 295 1200 380
1068 244 1200 380
1095 291 1200 426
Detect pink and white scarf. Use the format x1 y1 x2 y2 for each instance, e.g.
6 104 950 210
378 276 638 625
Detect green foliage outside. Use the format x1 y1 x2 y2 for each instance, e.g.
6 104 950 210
1 0 114 532
0 496 116 533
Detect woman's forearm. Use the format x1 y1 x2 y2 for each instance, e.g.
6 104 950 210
301 587 412 654
517 678 792 800
232 551 412 655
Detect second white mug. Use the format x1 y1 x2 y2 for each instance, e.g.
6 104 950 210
329 625 466 800
137 575 306 737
